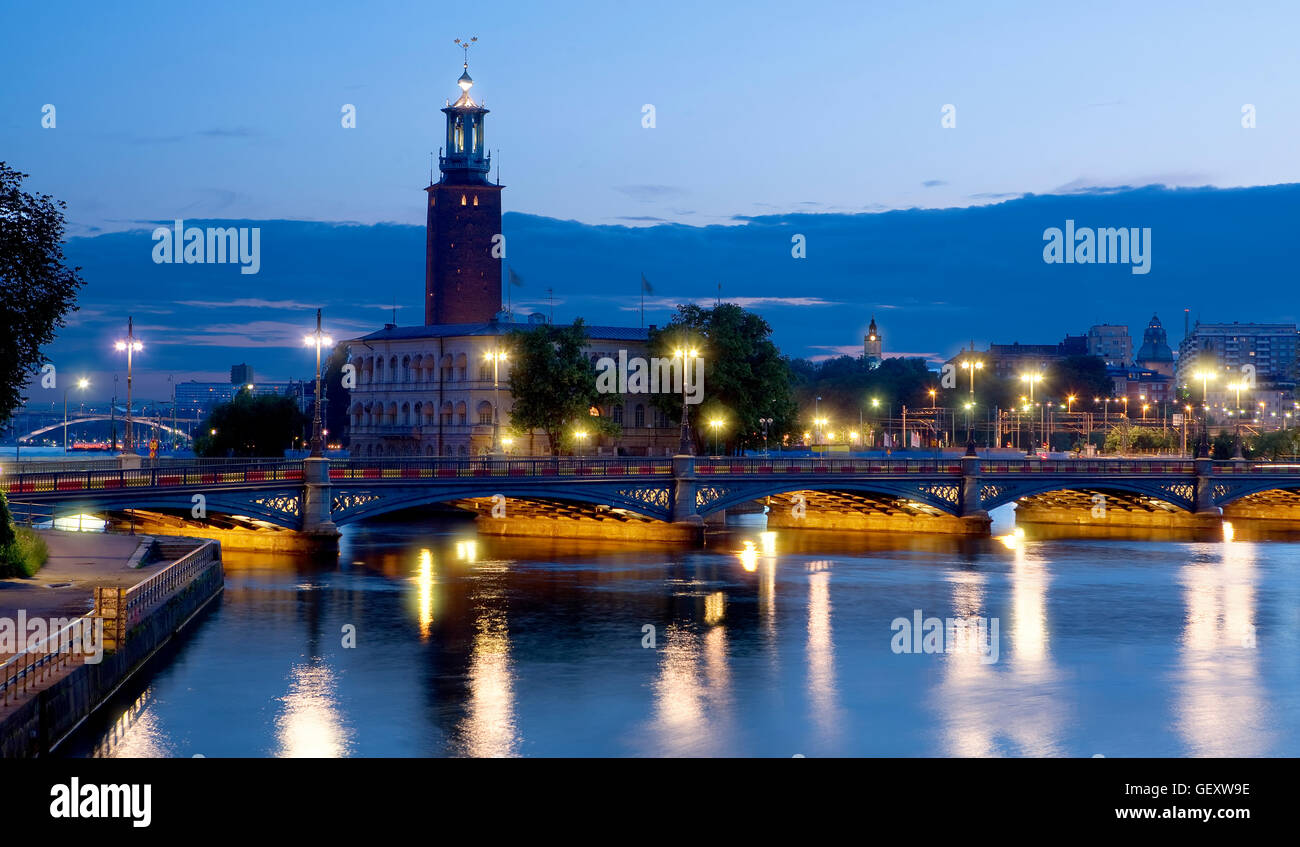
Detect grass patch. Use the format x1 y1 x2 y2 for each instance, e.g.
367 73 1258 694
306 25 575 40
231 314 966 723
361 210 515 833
0 527 49 577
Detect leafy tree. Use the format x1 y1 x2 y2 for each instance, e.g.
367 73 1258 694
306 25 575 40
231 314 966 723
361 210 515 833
507 319 616 454
193 390 308 457
1251 429 1300 460
1046 355 1113 403
321 341 351 447
647 303 797 453
0 163 85 425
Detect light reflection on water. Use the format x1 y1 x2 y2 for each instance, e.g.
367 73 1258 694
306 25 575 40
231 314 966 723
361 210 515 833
63 513 1300 758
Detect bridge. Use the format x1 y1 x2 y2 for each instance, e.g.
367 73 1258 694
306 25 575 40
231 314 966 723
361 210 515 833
4 455 1300 539
17 416 193 442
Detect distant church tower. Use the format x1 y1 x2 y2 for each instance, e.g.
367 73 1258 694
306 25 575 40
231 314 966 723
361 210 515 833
864 316 882 368
425 45 503 326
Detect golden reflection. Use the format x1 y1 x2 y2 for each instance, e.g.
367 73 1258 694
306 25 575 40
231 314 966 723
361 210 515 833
936 569 996 757
275 659 352 758
704 591 726 625
457 606 519 757
456 540 478 562
738 541 758 572
1176 540 1264 756
416 548 435 638
650 621 734 755
1222 520 1235 542
759 531 777 554
996 527 1025 549
1003 538 1066 756
806 570 841 745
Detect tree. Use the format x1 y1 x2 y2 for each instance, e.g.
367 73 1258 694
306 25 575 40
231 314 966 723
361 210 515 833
321 341 351 447
0 163 85 425
193 390 308 457
1046 355 1113 402
647 303 797 453
507 319 615 454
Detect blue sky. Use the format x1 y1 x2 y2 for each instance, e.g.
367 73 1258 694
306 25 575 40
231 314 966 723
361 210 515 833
3 1 1299 401
5 0 1297 232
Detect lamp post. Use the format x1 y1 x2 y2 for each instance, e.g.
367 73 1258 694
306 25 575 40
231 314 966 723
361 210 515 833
303 309 333 458
63 377 89 454
709 418 723 456
1193 369 1216 457
674 346 699 454
759 417 773 455
114 317 143 455
1020 373 1042 455
574 429 588 457
484 347 507 455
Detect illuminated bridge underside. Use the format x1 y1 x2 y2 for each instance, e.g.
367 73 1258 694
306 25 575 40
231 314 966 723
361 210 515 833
1016 485 1300 528
765 489 988 535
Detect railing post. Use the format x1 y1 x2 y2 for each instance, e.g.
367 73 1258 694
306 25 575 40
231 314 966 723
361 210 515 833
300 456 339 537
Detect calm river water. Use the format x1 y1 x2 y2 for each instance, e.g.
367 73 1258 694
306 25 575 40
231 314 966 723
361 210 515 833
63 508 1300 757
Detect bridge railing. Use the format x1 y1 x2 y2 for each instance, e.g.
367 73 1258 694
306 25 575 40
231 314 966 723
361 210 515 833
0 613 95 705
980 459 1199 473
122 540 221 630
328 456 674 480
695 457 965 475
0 460 304 496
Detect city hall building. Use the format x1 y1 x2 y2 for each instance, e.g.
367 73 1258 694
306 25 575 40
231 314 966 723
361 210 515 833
345 60 678 458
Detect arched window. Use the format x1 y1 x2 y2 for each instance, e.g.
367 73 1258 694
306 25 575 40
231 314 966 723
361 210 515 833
478 401 493 426
455 353 468 380
461 194 467 206
635 404 645 428
441 354 453 382
479 362 492 382
389 356 398 383
456 401 467 426
612 405 624 425
441 401 453 426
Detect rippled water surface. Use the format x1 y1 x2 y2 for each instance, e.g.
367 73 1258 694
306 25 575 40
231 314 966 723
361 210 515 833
66 511 1300 757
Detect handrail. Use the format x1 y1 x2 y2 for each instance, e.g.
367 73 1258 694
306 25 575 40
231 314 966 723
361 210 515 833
0 539 221 705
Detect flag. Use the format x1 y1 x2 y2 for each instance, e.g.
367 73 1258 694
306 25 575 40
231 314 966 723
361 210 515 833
508 266 524 287
641 272 653 294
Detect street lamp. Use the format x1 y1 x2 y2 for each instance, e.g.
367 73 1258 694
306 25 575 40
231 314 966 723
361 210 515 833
63 377 89 454
483 347 508 455
708 418 724 456
574 429 589 456
1020 373 1042 455
302 309 333 458
673 346 700 454
960 359 983 398
759 417 773 455
113 317 144 455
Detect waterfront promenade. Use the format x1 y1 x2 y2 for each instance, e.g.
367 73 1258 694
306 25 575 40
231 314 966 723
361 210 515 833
0 530 223 756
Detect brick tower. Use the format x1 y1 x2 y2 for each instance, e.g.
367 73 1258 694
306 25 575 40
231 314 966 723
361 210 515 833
425 52 503 325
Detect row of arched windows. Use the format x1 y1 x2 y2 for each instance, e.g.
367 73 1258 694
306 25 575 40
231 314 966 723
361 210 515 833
350 400 494 428
350 353 505 385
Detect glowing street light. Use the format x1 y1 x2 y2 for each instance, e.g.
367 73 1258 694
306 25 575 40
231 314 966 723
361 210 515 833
303 309 334 458
113 317 144 455
573 429 589 456
63 377 90 454
960 359 984 400
673 346 700 454
708 418 724 456
483 348 508 455
1020 373 1042 455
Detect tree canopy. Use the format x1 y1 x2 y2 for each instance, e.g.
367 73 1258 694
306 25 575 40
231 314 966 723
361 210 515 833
507 319 615 454
647 303 797 452
0 162 85 425
193 390 308 457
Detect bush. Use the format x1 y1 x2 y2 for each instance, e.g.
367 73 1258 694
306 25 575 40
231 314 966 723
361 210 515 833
0 527 48 577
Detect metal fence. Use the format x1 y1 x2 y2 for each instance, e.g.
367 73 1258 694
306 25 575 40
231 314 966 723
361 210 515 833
0 539 220 705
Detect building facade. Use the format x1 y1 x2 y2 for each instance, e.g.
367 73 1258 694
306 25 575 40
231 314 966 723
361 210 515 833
1133 314 1175 377
1087 324 1132 368
863 316 882 368
1175 321 1300 399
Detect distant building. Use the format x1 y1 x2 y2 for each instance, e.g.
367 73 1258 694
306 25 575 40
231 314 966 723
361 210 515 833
863 316 882 368
1175 321 1299 399
174 379 303 418
1133 314 1175 377
1109 366 1174 409
230 363 255 386
972 335 1088 379
1087 324 1133 367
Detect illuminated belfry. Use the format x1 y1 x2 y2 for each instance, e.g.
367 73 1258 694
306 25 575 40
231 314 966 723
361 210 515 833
425 38 504 325
864 316 882 368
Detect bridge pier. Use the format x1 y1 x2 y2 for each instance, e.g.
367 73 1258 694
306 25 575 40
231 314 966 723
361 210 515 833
669 454 705 540
958 454 993 534
1193 457 1224 523
300 457 340 543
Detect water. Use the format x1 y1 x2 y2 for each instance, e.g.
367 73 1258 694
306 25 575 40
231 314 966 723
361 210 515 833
64 508 1300 757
